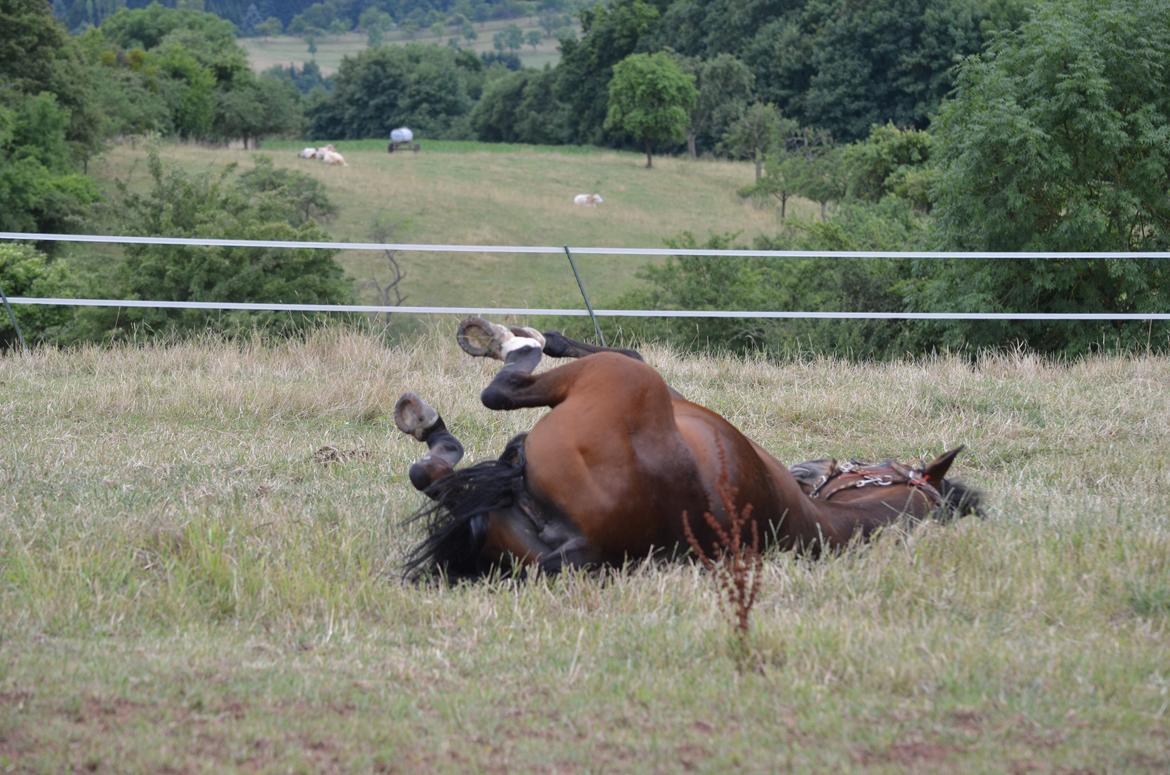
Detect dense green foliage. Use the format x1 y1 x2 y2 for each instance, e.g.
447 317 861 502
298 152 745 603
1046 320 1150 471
76 4 303 143
600 0 1168 359
0 0 99 235
64 151 353 342
307 43 483 138
916 0 1170 354
0 242 74 347
51 0 593 34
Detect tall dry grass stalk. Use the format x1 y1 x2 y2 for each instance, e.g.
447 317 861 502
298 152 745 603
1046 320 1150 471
682 464 764 667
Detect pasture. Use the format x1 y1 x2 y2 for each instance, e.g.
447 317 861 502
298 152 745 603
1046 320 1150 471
88 140 799 309
2 327 1168 772
241 16 571 76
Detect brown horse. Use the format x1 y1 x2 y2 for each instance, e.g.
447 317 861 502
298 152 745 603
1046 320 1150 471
395 317 982 581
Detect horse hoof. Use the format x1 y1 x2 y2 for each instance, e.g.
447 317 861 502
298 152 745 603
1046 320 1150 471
457 317 545 360
394 392 439 440
456 316 501 357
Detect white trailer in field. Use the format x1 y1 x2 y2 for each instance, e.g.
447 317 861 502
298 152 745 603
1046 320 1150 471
387 127 420 153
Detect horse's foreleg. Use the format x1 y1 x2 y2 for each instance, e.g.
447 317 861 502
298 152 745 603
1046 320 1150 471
394 392 464 492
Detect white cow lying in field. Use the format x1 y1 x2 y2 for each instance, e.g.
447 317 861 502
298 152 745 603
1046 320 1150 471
298 145 347 165
319 144 347 166
573 193 603 206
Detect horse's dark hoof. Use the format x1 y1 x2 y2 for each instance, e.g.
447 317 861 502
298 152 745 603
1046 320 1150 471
457 316 499 357
394 392 439 441
457 317 545 360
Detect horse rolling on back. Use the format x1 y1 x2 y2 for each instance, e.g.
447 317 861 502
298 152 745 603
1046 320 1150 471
395 318 982 581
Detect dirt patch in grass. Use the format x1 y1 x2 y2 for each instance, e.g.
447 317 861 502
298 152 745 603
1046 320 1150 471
854 738 965 770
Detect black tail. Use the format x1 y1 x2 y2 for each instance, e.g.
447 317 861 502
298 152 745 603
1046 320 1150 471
401 434 527 582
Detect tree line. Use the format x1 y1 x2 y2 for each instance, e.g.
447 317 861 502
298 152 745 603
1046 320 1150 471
51 0 591 36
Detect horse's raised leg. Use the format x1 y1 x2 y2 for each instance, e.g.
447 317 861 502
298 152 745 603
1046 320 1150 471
540 330 684 399
541 331 644 362
456 317 557 410
393 392 464 492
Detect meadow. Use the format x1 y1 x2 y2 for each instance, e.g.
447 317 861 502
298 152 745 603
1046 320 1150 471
2 326 1168 772
240 16 571 76
88 140 801 310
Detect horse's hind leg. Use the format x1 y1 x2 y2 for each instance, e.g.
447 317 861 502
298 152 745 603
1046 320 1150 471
541 330 685 399
541 331 644 362
394 392 464 492
457 317 554 410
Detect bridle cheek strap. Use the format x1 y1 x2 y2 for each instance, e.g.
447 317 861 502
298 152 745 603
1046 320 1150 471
808 460 945 507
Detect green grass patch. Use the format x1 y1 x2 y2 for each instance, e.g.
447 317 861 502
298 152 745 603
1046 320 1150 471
86 140 803 311
2 331 1169 771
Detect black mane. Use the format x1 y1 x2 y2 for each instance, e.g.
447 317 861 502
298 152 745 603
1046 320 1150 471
401 434 527 582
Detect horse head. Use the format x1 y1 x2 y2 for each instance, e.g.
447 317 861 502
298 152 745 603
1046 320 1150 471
790 445 982 523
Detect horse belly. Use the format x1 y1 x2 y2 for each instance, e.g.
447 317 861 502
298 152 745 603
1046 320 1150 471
672 404 787 548
522 408 705 563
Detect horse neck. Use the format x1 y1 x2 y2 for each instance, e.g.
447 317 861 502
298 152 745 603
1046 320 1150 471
783 488 922 549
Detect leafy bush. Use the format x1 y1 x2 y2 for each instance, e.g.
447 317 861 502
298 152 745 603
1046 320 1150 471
0 242 73 349
64 151 354 343
609 198 929 359
919 0 1170 355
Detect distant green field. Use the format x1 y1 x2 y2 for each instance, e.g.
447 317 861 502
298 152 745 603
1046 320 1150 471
88 140 813 310
242 16 570 75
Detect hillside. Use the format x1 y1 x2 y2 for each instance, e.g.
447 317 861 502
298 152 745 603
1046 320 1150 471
88 140 812 310
3 330 1168 770
241 16 569 75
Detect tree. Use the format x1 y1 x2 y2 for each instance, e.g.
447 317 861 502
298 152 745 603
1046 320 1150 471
0 96 98 236
236 156 336 226
308 44 477 139
920 0 1170 354
255 17 283 37
555 0 659 145
471 68 565 144
493 24 524 53
720 102 794 182
359 7 392 46
784 137 845 221
647 0 1032 143
215 73 303 147
684 54 755 158
840 122 934 210
604 52 697 168
240 3 264 35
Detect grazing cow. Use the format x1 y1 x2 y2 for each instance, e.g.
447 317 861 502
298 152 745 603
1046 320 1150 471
573 193 603 206
298 147 317 159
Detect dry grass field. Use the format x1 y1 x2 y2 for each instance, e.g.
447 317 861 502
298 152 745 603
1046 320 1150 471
88 140 803 310
2 326 1169 772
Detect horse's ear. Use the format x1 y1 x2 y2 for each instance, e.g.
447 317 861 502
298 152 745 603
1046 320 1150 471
922 446 964 483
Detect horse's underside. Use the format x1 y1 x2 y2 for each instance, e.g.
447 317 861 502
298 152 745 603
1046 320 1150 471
396 319 983 582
